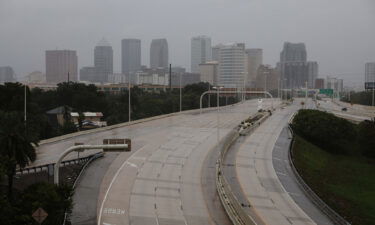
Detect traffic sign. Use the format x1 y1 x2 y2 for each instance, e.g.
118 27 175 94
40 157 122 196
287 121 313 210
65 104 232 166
103 139 131 152
319 89 333 96
32 207 48 224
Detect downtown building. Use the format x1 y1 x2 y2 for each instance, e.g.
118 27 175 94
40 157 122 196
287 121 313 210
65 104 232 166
245 48 263 87
191 36 212 73
80 39 113 83
278 42 318 89
122 39 141 76
199 61 218 85
46 50 78 83
217 43 246 88
365 62 375 89
0 66 15 83
150 39 168 70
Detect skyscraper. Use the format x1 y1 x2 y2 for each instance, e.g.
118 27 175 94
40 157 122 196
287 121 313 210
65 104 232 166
46 50 78 83
0 66 15 83
279 42 318 89
121 39 141 74
280 42 307 62
365 62 375 89
245 49 263 87
191 36 212 73
94 38 113 83
217 43 246 88
307 61 318 89
150 39 168 69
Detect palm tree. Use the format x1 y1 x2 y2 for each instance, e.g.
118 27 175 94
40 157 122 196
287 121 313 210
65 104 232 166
0 111 38 199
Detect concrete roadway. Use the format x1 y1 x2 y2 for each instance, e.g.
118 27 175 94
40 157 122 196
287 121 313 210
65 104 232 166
97 99 276 225
235 100 319 225
317 99 372 121
30 98 275 225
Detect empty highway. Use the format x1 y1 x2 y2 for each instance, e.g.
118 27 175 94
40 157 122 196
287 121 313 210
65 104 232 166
235 100 323 225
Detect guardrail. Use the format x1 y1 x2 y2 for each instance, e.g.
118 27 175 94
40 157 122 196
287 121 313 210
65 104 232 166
62 152 104 225
216 111 271 225
287 119 351 225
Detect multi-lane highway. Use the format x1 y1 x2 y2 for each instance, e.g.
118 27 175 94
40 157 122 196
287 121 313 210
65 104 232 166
30 98 275 225
233 100 328 225
96 99 276 225
317 98 372 122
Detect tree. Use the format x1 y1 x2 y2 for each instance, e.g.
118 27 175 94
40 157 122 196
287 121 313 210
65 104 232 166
357 119 375 158
0 111 38 198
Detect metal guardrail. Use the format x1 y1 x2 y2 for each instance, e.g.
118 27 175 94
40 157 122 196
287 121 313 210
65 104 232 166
287 120 351 225
216 112 271 225
62 152 104 225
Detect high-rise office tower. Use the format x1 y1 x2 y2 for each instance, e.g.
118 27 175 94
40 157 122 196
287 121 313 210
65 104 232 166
217 43 246 88
212 44 224 62
150 39 168 69
365 62 375 89
121 39 141 74
95 39 113 72
94 38 113 83
191 36 212 73
46 50 78 83
307 61 318 89
245 49 263 87
279 42 318 89
0 66 15 83
280 42 307 63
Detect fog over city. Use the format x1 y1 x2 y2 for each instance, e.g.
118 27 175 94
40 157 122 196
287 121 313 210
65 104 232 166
0 0 374 86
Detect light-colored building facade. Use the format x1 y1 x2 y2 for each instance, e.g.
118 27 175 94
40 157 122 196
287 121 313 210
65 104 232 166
27 71 45 83
217 43 246 88
365 62 375 89
121 39 141 74
135 68 169 86
245 49 263 87
211 44 223 62
150 39 169 70
199 61 218 85
255 65 280 91
326 77 344 93
46 50 78 83
191 36 212 73
0 66 15 83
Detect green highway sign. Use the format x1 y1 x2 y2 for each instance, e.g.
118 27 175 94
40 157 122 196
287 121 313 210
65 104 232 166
319 89 334 96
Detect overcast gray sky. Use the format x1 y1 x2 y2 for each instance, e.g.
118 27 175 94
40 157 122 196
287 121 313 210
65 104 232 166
0 0 374 86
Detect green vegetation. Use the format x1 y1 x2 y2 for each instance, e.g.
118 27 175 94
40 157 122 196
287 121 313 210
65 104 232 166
291 109 357 154
341 91 374 106
0 182 73 225
292 135 375 225
291 109 375 225
1 82 240 140
0 81 242 223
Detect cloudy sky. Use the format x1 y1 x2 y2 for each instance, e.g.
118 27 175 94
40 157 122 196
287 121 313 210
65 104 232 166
0 0 374 86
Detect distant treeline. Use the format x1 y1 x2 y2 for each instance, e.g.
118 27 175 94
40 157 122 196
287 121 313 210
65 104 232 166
0 82 241 140
291 109 375 158
341 91 374 106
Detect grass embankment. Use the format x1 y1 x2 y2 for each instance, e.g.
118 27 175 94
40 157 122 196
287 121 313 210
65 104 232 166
292 135 375 225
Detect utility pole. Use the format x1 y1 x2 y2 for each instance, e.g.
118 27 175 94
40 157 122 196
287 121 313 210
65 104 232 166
169 64 172 90
68 72 70 83
128 74 131 123
24 83 27 128
305 81 308 108
179 72 182 112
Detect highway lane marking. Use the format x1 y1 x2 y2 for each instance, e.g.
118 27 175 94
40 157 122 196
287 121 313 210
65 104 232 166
97 146 148 225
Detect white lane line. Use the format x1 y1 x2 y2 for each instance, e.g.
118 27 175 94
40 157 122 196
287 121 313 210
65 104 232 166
97 147 146 225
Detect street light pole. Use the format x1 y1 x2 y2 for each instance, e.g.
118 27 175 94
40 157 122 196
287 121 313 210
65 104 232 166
179 72 182 112
128 74 131 123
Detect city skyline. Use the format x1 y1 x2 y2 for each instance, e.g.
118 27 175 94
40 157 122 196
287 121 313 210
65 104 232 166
1 0 375 86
